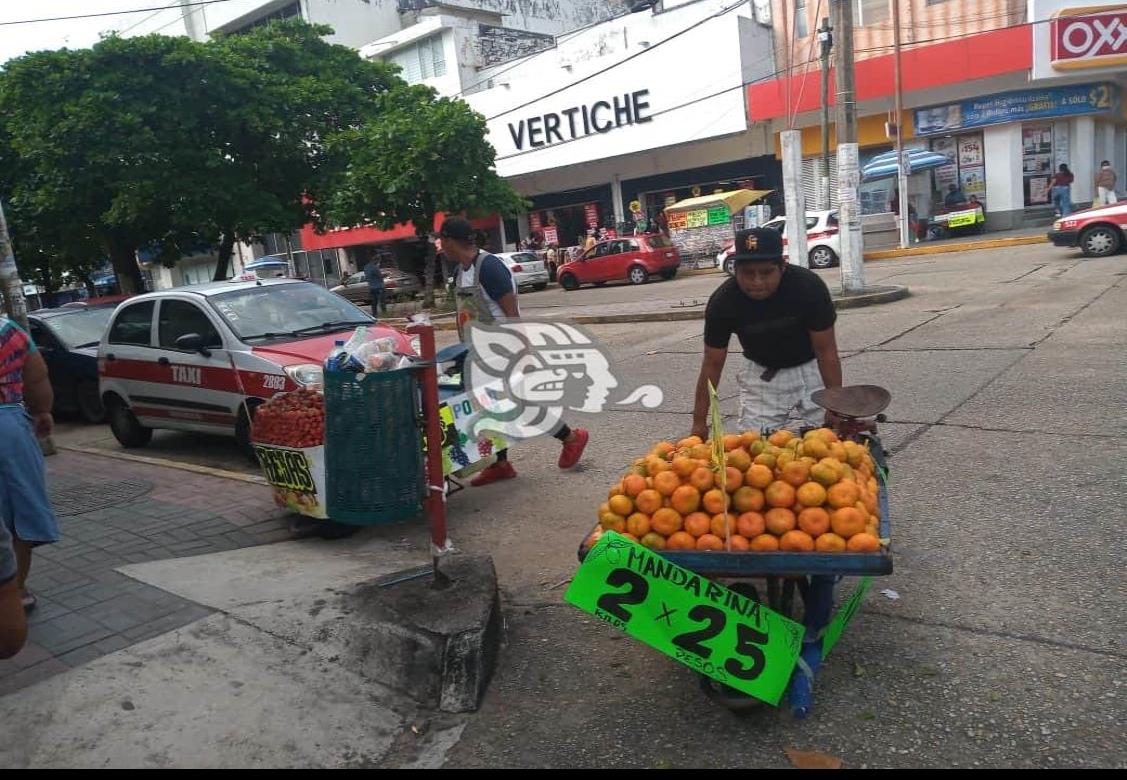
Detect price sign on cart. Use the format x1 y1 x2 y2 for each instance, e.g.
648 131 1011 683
566 532 805 705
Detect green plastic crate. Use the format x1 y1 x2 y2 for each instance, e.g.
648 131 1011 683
324 367 425 525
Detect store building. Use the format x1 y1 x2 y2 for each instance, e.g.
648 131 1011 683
750 0 1127 235
443 0 782 257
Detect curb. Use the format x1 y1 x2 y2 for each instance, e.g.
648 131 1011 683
59 444 267 486
444 284 910 326
864 234 1047 260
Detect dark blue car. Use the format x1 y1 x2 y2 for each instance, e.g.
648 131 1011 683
27 305 119 423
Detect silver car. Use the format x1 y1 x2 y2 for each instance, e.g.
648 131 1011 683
331 268 422 304
497 252 549 291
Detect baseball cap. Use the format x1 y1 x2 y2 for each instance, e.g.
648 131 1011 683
730 226 784 263
439 216 474 243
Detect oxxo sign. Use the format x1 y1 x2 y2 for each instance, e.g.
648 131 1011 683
507 89 653 151
1051 7 1127 70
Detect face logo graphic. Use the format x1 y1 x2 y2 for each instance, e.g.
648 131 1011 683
745 234 758 253
464 321 664 440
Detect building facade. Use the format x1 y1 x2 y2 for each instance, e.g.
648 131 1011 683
752 0 1127 233
343 0 782 263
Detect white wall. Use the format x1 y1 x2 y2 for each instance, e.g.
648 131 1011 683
1071 115 1097 204
984 123 1024 214
304 0 402 50
506 128 775 198
464 0 762 178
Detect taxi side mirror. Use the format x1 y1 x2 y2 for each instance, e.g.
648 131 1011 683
175 332 212 357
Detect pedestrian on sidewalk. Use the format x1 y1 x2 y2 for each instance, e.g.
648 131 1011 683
0 316 60 613
439 217 589 487
1095 161 1118 206
364 258 387 318
691 227 843 436
1051 164 1075 217
0 517 28 658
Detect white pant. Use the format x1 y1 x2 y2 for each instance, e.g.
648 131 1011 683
737 357 826 433
1097 187 1119 206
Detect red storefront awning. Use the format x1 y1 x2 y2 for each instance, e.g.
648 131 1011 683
299 213 500 251
747 26 1033 122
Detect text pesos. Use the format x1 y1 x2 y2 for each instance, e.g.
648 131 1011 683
507 90 653 151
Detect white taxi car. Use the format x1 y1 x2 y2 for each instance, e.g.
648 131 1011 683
98 277 414 452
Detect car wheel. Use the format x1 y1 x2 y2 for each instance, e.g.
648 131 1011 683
926 224 948 241
808 246 838 269
107 396 152 448
236 400 263 461
77 380 106 424
723 257 734 276
533 282 548 291
659 269 677 280
1079 225 1121 257
559 273 579 291
627 265 650 285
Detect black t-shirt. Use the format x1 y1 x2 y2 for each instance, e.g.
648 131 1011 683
703 266 836 368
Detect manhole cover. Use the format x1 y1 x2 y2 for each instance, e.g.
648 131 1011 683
50 479 153 516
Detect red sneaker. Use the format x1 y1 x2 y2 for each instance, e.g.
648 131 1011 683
558 428 589 469
471 460 517 487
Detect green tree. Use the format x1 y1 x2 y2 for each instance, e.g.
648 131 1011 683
0 35 234 293
319 84 527 308
0 21 404 292
202 20 402 280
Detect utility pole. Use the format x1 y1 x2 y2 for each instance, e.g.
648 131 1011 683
0 200 29 330
892 0 910 249
817 16 834 211
833 0 866 292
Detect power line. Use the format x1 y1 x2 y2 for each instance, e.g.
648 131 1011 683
483 0 751 122
0 0 238 28
452 6 638 99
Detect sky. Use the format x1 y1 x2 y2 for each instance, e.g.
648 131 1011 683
0 1 183 65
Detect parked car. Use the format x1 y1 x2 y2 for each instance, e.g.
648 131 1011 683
555 234 680 291
97 279 414 453
61 294 132 309
27 304 120 423
717 211 841 273
1048 201 1127 257
331 268 422 304
497 251 549 291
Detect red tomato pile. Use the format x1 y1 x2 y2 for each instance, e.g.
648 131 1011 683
251 387 325 449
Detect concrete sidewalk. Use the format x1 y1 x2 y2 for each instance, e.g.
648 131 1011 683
0 450 293 696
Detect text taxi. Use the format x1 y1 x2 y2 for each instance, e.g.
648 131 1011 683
97 277 414 453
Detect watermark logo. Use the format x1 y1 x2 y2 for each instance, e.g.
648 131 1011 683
464 321 663 439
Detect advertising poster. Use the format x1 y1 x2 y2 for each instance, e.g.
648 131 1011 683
957 134 984 166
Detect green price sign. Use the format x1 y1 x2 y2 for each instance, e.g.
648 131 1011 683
822 577 872 658
565 532 805 705
706 205 730 225
684 209 708 228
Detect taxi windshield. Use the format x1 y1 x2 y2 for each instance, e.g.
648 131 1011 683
209 282 373 342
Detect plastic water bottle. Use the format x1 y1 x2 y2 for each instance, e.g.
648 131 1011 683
325 340 346 371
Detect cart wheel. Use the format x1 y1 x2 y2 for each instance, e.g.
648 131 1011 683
698 674 766 712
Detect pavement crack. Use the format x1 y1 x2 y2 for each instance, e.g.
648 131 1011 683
866 610 1127 661
1001 264 1047 283
1029 272 1124 347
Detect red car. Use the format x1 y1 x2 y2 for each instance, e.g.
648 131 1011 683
556 234 680 291
1048 201 1127 257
